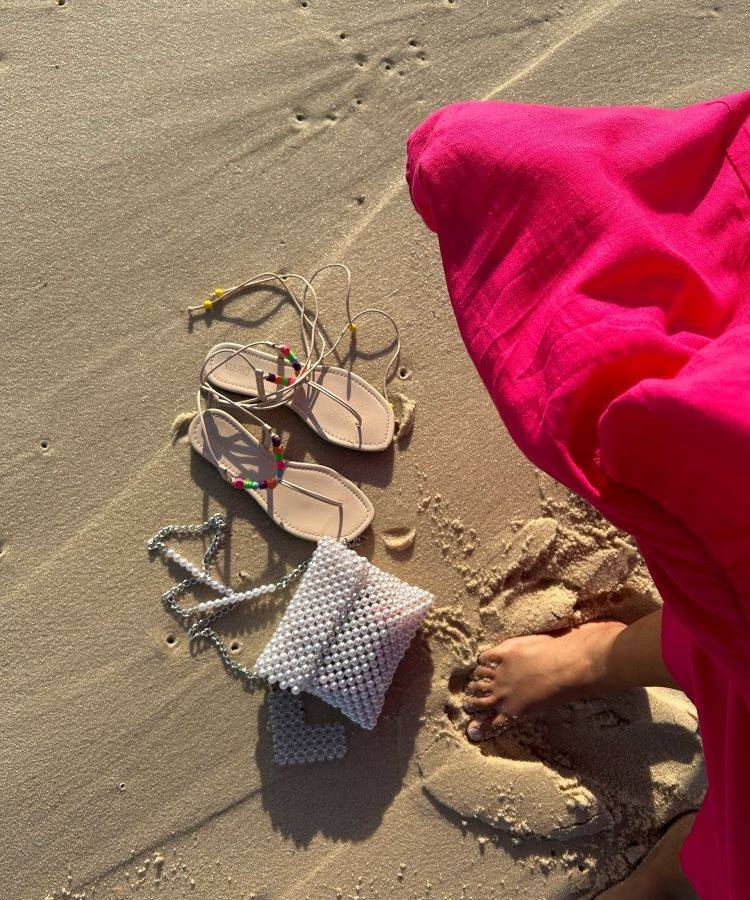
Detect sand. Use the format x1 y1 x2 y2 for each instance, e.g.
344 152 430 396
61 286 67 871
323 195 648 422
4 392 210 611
3 1 747 897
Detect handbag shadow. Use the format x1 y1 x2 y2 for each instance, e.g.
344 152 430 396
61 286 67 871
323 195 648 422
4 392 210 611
255 629 434 845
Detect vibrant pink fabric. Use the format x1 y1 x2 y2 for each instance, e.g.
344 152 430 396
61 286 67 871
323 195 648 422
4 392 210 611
406 92 750 898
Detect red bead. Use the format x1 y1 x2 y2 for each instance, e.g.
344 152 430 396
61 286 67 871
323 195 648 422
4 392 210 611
233 478 244 489
277 461 287 470
268 478 277 489
280 345 290 356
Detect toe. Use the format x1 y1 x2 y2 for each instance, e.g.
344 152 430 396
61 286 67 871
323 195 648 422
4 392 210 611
477 648 502 666
470 665 498 681
462 693 496 712
489 711 516 732
466 716 490 742
464 680 493 698
466 711 516 742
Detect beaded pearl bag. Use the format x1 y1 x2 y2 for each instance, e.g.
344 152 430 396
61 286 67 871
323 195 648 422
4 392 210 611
148 518 433 766
255 537 433 756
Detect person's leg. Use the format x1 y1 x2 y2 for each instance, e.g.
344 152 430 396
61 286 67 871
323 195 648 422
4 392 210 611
462 609 676 739
597 812 697 899
462 609 696 900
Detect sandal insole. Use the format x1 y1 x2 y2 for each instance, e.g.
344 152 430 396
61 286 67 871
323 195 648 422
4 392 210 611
189 410 374 542
204 344 394 452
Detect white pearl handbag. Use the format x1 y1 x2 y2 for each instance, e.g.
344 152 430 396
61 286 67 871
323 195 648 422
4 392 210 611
255 537 433 761
148 517 433 766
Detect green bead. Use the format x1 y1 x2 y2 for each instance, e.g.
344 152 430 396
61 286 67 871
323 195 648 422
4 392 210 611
243 480 252 489
275 454 283 461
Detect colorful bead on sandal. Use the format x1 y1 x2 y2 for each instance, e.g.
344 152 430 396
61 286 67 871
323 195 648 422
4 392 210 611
262 345 302 388
231 432 287 491
189 266 400 453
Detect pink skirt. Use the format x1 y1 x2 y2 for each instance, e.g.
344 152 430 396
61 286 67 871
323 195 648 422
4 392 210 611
406 91 750 898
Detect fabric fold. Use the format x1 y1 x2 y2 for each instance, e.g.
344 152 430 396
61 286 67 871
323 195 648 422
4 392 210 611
406 90 750 898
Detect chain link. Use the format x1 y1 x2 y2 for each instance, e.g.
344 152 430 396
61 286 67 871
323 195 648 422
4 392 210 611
147 514 310 687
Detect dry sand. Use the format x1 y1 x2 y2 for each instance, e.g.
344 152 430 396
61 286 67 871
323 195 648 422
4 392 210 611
2 1 747 897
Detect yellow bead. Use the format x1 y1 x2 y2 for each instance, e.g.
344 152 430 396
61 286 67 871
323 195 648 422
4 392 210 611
348 322 358 332
212 288 225 298
203 298 214 311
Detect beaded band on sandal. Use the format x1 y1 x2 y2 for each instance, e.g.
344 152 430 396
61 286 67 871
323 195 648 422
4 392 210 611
262 345 302 388
230 430 286 492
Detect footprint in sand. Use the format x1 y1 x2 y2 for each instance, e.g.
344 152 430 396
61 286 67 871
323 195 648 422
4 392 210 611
390 391 416 443
382 525 416 553
503 516 559 577
418 728 614 840
479 501 661 639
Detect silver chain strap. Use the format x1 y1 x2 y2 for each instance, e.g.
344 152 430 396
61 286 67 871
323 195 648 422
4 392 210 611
146 514 309 689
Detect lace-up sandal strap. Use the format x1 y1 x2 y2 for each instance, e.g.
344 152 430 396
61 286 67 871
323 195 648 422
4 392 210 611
189 271 325 363
194 265 398 451
298 263 402 407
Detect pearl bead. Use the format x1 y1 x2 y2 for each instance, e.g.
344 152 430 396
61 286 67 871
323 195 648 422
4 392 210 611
254 535 434 744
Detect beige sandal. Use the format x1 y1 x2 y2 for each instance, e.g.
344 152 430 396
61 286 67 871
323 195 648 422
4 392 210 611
189 397 374 542
190 265 399 452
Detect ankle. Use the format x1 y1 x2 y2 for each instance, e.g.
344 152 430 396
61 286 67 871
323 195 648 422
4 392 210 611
580 620 629 696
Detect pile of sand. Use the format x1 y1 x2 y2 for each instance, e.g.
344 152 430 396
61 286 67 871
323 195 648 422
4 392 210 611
417 480 704 896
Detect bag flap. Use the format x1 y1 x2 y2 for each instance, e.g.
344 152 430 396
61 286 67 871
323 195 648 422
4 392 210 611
253 538 369 691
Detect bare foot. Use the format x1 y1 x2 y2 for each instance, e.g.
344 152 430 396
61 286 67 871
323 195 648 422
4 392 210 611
597 812 697 899
463 620 627 741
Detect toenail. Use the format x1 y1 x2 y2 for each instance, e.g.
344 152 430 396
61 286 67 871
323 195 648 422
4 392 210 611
467 723 482 739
